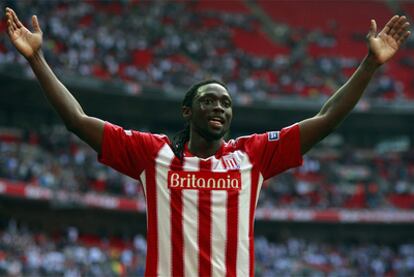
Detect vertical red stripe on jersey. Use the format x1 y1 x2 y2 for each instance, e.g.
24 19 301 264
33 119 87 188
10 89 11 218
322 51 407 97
225 190 239 277
198 160 212 277
170 158 184 277
248 169 260 277
144 161 158 277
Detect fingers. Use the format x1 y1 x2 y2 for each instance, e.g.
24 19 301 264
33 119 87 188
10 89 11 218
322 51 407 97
9 16 17 30
391 16 411 45
378 15 411 45
6 7 42 35
381 15 400 35
397 30 411 45
5 7 20 33
5 9 16 36
6 7 23 28
32 15 42 33
389 16 408 37
6 18 14 38
367 19 377 39
395 21 410 39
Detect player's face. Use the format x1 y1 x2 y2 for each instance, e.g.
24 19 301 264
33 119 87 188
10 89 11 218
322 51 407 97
189 83 233 141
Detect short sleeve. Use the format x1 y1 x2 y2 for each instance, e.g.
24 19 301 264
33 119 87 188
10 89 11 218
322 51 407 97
98 122 168 180
242 123 303 180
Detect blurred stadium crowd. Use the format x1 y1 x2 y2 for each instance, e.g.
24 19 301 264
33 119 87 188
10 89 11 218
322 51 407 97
1 0 414 102
1 221 414 277
1 126 413 210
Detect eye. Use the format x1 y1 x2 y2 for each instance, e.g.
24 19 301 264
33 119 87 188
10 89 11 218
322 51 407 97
222 100 232 108
202 98 213 105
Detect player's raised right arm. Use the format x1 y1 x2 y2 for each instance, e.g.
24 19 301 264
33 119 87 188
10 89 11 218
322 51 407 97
5 8 104 153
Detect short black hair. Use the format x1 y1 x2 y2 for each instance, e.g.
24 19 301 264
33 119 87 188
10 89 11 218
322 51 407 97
182 79 228 107
172 79 228 160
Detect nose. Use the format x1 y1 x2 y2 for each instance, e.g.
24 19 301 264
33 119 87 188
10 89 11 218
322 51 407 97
212 100 225 112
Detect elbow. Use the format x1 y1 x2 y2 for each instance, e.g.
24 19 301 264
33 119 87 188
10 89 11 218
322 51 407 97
316 114 340 134
65 121 79 135
65 123 76 133
63 114 83 135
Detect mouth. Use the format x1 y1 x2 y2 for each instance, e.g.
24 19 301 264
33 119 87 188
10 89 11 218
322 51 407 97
208 116 225 128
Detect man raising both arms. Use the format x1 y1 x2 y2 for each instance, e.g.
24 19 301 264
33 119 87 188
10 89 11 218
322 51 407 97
5 7 410 277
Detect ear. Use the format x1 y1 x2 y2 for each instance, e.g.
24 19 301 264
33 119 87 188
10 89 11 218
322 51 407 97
182 106 191 121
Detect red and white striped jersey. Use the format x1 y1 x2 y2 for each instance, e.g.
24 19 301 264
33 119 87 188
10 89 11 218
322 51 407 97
99 122 303 277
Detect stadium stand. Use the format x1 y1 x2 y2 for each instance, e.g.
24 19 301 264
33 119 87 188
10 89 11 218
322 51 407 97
1 126 414 210
1 0 413 101
1 220 414 276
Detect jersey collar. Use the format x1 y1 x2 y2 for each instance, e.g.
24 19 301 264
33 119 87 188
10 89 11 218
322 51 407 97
183 141 225 159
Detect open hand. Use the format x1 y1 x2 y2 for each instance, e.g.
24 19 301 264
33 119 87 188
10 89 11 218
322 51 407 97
5 7 43 59
367 15 410 65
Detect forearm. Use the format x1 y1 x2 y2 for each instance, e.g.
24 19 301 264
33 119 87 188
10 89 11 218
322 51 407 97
299 15 409 155
299 55 380 154
318 55 380 128
28 51 85 130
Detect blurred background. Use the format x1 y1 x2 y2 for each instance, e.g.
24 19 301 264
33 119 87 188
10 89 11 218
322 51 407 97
1 0 414 276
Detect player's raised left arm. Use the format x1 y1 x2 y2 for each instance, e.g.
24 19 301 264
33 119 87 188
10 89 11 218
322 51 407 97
299 15 410 154
5 7 104 153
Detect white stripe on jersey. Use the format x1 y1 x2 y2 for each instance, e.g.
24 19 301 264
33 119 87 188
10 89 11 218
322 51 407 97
140 171 147 202
182 157 200 277
155 144 174 276
256 174 264 209
139 170 147 224
237 153 253 276
210 156 228 277
147 145 264 277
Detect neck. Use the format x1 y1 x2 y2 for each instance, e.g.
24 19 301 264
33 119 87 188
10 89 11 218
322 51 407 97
188 132 223 159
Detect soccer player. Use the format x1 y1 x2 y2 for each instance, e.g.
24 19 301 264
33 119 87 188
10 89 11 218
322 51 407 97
5 7 410 277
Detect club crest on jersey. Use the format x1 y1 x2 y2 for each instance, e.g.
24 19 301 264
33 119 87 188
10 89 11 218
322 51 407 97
222 154 240 170
268 131 280 141
124 130 132 136
167 171 242 191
